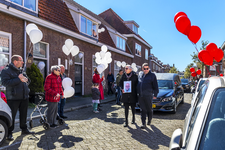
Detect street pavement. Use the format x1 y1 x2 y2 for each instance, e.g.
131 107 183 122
1 93 192 150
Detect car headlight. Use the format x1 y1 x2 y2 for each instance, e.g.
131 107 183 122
161 96 173 102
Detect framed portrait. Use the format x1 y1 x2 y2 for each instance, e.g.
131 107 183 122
124 81 132 93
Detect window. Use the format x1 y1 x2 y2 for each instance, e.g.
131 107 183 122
133 24 138 34
135 43 141 56
33 42 49 78
114 60 121 80
145 49 148 60
81 16 97 37
8 0 37 11
116 36 125 51
0 32 11 87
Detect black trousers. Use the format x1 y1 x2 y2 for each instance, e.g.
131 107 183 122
108 82 114 95
7 99 29 134
124 102 136 124
139 95 153 125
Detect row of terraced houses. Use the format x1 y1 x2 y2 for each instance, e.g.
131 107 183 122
0 0 171 96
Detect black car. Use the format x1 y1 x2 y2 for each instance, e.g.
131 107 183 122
153 73 184 114
181 79 191 93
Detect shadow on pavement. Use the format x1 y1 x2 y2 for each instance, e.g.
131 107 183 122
36 125 83 149
128 124 170 149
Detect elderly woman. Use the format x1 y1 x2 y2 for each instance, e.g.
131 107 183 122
44 65 64 128
120 65 138 127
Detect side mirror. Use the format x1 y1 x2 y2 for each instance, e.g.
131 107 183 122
169 129 182 150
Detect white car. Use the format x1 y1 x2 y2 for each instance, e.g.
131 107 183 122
191 78 207 105
0 97 12 146
169 76 225 150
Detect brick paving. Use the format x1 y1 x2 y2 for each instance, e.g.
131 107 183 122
0 94 192 150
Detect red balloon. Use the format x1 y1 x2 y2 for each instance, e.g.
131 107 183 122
175 16 191 36
190 67 195 72
206 43 218 58
188 26 201 44
198 50 214 66
196 69 202 75
191 72 197 77
214 48 224 62
174 12 188 22
220 73 223 77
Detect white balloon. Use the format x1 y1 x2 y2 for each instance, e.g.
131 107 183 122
121 61 126 67
131 63 136 68
133 67 138 72
105 52 111 59
95 58 102 64
64 87 75 98
100 51 105 58
97 65 104 74
3 58 8 65
26 23 38 35
78 53 84 58
29 29 43 44
70 45 79 56
101 45 107 52
101 27 105 32
116 61 121 67
62 77 73 89
106 58 112 64
98 29 102 33
95 52 101 58
102 62 108 69
65 39 74 50
62 45 70 56
38 61 45 70
0 54 5 59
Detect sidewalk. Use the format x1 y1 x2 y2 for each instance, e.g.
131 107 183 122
15 95 116 123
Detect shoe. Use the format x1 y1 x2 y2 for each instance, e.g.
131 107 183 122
21 129 35 135
124 124 128 127
6 134 14 140
147 120 151 125
131 121 135 124
98 104 102 107
141 125 146 129
60 115 68 119
93 111 99 113
97 108 102 111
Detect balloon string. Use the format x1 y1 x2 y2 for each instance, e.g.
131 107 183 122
23 41 32 71
192 43 199 53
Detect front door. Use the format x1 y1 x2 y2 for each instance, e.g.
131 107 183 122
75 64 82 96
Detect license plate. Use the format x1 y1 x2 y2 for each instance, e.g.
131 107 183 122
152 104 156 108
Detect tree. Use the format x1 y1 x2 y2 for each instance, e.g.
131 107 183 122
184 63 194 79
191 40 209 74
169 67 178 73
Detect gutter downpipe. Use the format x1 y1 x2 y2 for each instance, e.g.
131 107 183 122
24 20 27 70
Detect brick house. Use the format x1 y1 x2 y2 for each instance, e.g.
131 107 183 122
0 0 153 96
149 54 164 73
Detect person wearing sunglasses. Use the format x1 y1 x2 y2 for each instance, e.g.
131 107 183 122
44 65 64 128
137 63 158 129
119 65 138 127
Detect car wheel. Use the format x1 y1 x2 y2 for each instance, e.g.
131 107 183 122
0 119 8 146
180 94 184 104
172 100 177 114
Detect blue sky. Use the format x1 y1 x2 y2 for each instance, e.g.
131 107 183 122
74 0 225 71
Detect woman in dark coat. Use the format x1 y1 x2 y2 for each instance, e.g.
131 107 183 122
119 65 138 127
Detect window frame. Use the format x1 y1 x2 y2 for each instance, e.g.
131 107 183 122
116 36 126 51
80 15 98 38
135 43 141 57
6 0 38 13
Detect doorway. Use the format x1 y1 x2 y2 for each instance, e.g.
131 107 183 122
75 64 82 96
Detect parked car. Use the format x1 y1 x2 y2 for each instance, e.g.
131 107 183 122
181 79 191 93
151 73 184 114
0 97 12 146
169 76 225 150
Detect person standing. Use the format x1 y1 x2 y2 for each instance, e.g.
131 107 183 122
58 65 67 119
1 55 35 140
119 65 138 127
91 83 100 113
107 71 114 95
92 68 104 111
44 65 64 128
116 69 123 105
137 63 159 129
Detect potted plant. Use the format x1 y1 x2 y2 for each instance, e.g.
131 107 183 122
26 63 44 104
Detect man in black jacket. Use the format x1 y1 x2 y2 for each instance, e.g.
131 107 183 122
1 55 35 140
137 63 159 129
107 71 115 95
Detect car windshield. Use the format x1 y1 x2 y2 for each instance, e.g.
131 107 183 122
157 80 173 89
197 80 206 92
199 88 225 150
181 79 188 83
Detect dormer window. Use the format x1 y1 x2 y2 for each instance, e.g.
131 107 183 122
133 24 138 34
117 36 125 51
81 15 97 37
8 0 37 11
